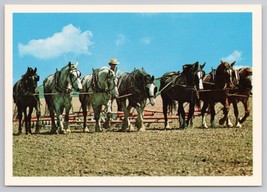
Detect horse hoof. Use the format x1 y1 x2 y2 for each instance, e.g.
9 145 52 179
211 124 217 128
83 127 90 133
50 128 58 134
219 119 225 125
138 128 146 132
95 128 103 132
201 124 208 129
236 122 242 128
66 129 71 134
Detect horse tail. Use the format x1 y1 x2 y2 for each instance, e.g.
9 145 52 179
161 93 176 114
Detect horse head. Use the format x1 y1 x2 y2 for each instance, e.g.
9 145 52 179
182 61 206 90
95 67 119 99
209 67 217 83
22 67 40 92
136 69 157 106
65 61 82 92
215 60 236 89
106 68 119 99
236 67 253 91
192 62 206 90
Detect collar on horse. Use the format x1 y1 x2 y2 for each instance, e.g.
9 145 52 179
54 70 71 93
91 69 115 93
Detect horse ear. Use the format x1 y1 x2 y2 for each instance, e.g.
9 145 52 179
68 61 71 68
34 67 37 72
151 75 154 81
201 62 206 69
74 61 78 67
220 60 224 64
193 62 199 71
231 61 236 67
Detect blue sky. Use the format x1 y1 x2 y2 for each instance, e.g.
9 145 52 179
13 12 252 85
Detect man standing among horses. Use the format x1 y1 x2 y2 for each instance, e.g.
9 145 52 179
109 58 123 77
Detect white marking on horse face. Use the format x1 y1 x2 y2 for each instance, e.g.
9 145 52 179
227 69 233 83
197 71 204 90
146 83 156 97
70 70 82 91
146 83 156 106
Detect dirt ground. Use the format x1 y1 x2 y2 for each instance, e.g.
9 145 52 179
12 96 253 176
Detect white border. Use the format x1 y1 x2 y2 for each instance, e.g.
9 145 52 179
5 4 262 186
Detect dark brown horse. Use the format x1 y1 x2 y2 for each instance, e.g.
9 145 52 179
13 67 41 134
224 67 252 127
160 61 206 129
200 60 236 128
117 68 157 132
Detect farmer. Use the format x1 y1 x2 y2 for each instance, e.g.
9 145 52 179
109 58 123 77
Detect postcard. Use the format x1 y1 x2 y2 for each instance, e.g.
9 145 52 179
5 4 262 186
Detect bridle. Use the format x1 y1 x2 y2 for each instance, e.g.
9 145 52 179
93 69 117 94
55 67 81 93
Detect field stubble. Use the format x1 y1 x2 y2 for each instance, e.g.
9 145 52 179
12 97 253 176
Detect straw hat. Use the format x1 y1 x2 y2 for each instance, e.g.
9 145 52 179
109 58 120 65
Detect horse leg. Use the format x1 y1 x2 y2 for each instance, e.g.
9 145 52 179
122 105 132 132
186 102 194 128
103 99 112 129
201 101 209 128
136 101 146 132
80 95 89 132
81 101 89 133
54 105 65 134
49 109 58 134
23 108 29 135
178 102 186 128
240 98 250 124
232 101 241 127
162 97 170 129
27 107 34 134
64 106 71 134
210 102 217 128
94 105 102 132
35 101 41 133
219 97 229 125
17 105 23 134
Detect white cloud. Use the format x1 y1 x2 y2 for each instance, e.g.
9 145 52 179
18 24 93 59
221 50 242 63
115 34 126 46
141 37 151 45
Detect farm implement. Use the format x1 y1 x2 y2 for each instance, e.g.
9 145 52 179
13 108 203 129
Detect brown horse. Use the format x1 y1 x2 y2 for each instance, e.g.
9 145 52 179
225 67 252 127
200 60 236 128
13 67 41 134
117 68 156 132
160 61 206 129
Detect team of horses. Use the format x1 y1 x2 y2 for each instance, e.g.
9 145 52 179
13 60 252 134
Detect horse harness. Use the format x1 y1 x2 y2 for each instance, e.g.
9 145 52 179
54 67 81 93
91 69 117 94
